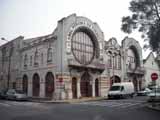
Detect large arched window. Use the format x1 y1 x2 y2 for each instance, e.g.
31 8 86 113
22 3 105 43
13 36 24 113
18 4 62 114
71 31 95 65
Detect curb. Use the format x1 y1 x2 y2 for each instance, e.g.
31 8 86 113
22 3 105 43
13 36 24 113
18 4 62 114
147 104 160 111
29 100 69 104
29 97 107 104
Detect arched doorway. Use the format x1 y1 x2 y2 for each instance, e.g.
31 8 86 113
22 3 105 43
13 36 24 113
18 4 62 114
95 79 99 97
139 80 142 91
133 76 138 92
32 73 40 97
110 75 121 86
22 75 28 94
45 72 54 98
80 72 92 97
72 77 77 99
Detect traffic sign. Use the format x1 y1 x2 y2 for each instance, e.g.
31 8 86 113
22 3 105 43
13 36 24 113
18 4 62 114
59 78 63 83
151 73 158 81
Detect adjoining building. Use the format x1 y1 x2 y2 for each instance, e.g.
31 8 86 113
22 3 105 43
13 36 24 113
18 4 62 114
104 37 145 92
104 37 123 86
0 14 151 100
143 52 160 87
122 37 145 92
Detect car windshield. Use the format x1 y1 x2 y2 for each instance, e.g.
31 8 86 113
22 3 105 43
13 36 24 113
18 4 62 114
110 86 121 91
16 90 25 94
7 89 16 93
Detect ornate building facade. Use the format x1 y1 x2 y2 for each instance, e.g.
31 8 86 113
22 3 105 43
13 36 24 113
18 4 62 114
0 14 108 99
0 14 146 100
143 52 160 87
104 37 145 92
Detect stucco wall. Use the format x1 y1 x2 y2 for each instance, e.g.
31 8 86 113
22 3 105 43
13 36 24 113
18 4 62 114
144 53 160 87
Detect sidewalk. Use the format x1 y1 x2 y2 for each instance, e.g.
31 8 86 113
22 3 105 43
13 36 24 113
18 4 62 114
30 97 107 104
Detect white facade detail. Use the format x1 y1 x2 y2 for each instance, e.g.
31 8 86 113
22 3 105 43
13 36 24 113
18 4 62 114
144 52 160 87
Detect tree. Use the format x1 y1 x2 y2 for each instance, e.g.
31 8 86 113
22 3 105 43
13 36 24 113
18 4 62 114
121 0 160 52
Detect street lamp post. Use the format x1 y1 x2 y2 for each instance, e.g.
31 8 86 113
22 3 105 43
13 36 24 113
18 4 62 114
112 54 115 84
112 52 117 84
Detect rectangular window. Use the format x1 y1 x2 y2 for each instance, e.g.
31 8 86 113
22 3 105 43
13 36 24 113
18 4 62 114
128 56 135 63
41 53 43 65
108 56 112 68
118 55 121 69
114 56 117 69
30 56 32 66
24 54 28 68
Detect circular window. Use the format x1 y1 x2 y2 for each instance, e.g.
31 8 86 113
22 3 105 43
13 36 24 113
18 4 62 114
71 31 95 65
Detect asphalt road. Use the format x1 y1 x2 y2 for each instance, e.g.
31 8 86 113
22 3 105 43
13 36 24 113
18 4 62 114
0 96 159 120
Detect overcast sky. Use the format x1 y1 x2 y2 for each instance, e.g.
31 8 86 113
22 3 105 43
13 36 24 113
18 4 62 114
0 0 150 58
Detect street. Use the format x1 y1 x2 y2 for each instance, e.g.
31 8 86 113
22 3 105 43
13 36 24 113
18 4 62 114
0 96 159 120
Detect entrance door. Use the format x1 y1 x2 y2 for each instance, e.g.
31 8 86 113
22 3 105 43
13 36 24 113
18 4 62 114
95 79 99 97
72 77 77 99
45 72 54 98
22 75 28 94
110 75 121 86
133 77 138 92
32 73 40 97
80 72 92 97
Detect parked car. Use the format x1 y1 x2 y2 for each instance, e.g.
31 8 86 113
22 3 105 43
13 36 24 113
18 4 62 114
6 89 28 101
147 88 160 102
0 89 7 99
137 88 152 96
108 82 134 99
148 85 159 90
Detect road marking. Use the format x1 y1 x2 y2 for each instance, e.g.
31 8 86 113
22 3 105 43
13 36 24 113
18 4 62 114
74 100 146 109
120 103 141 108
0 101 50 110
1 101 41 107
0 102 10 107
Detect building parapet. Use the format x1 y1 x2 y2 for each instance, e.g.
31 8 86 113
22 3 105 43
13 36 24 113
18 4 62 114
68 58 105 71
126 66 145 75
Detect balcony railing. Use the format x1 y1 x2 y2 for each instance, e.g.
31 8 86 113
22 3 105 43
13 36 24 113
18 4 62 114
126 66 145 74
68 58 105 70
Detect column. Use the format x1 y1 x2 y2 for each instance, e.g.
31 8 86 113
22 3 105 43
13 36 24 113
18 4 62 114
28 77 32 97
77 78 81 98
40 77 45 98
65 77 72 99
92 79 95 97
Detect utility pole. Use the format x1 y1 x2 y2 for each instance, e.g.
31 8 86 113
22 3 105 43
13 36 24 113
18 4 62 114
112 52 116 84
